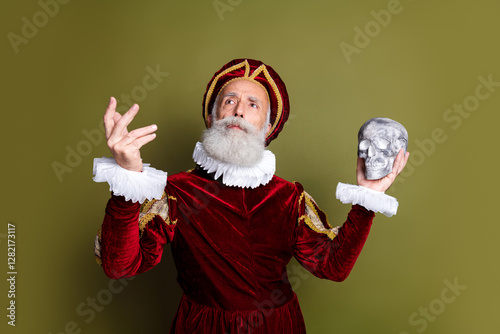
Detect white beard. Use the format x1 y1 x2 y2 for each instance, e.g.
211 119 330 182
201 117 266 166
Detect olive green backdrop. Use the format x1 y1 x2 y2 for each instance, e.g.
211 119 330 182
2 0 499 333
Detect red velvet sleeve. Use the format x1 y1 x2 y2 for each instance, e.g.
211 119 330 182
292 192 375 282
99 194 171 279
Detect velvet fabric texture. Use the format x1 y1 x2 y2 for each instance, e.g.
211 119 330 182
99 168 375 333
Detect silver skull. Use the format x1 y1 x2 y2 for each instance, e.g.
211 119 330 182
358 117 408 180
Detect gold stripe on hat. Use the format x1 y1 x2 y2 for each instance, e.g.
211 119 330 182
204 60 249 126
249 65 283 137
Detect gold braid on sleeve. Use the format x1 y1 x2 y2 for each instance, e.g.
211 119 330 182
138 191 177 237
298 191 340 241
94 227 102 265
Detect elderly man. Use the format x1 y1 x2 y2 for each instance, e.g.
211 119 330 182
93 59 409 333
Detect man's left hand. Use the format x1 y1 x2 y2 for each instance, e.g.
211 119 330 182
356 149 410 192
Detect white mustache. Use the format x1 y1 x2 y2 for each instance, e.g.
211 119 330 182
202 116 266 166
214 117 256 133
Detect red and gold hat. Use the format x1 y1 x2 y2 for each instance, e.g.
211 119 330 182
202 58 290 146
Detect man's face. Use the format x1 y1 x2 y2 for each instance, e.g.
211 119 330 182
211 80 271 133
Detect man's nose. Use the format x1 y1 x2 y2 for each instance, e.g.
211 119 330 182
233 102 244 118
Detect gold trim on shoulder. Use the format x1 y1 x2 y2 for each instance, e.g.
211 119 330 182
94 227 102 265
298 191 339 240
138 192 177 237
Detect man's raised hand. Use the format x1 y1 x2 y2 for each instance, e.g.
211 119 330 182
104 97 157 172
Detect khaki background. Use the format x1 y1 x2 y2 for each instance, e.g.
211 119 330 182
2 0 499 333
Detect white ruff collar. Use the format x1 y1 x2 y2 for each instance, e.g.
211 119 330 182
192 142 276 189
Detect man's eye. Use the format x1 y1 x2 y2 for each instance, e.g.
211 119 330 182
225 99 234 105
250 103 258 108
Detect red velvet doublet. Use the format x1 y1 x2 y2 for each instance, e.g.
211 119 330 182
99 168 375 333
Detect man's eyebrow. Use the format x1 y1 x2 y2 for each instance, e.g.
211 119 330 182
222 92 238 98
221 92 263 106
247 96 262 105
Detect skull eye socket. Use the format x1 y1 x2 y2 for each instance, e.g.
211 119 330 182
359 140 370 150
374 138 390 150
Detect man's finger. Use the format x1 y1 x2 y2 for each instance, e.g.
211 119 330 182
356 157 366 183
111 111 128 138
391 149 404 175
394 150 409 175
108 104 140 143
112 111 121 123
114 132 157 154
356 157 365 173
391 149 401 174
399 151 410 174
131 132 157 150
120 124 158 146
104 97 117 139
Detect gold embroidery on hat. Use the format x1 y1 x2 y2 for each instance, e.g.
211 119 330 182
244 62 250 77
219 77 269 100
260 67 282 137
204 60 249 126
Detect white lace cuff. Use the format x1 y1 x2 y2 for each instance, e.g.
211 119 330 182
335 182 398 217
92 157 167 204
